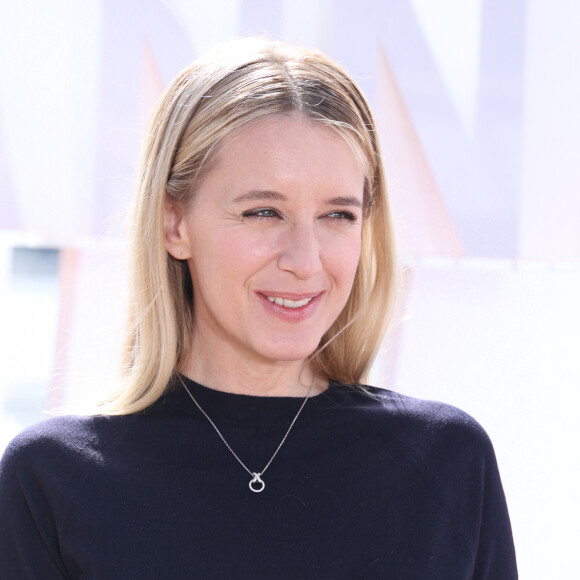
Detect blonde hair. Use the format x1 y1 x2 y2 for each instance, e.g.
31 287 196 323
101 38 398 414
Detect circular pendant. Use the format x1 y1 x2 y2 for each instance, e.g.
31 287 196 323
249 473 265 493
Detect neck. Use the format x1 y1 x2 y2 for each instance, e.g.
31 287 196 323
180 339 326 398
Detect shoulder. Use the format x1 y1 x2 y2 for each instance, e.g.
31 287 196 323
380 387 489 439
336 385 508 511
3 414 108 449
332 383 487 432
0 414 118 479
329 383 495 464
347 387 517 574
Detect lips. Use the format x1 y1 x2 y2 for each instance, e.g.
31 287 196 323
257 291 323 319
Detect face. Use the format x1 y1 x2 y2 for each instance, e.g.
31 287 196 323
165 115 365 369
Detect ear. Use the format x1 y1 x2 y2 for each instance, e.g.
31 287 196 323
164 199 191 260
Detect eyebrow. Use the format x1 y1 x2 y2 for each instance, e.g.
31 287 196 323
232 190 362 208
232 190 287 203
325 196 362 208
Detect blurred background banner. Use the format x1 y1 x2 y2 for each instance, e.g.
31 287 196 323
1 1 579 577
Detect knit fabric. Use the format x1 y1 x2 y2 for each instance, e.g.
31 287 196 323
0 378 517 579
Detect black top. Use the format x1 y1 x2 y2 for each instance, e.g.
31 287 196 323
0 378 517 579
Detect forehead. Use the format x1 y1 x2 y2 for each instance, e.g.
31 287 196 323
208 115 368 185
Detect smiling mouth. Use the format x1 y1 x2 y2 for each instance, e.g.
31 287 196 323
266 296 314 309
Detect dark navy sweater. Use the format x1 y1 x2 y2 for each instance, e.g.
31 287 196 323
0 379 517 578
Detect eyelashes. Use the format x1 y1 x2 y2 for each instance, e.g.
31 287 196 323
242 208 358 222
325 210 358 222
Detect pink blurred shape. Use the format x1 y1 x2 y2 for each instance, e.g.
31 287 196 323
376 44 465 258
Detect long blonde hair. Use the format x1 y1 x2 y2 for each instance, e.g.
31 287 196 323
101 38 398 414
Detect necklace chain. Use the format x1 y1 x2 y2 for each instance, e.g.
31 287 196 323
179 375 313 493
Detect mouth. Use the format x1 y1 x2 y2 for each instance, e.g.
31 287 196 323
257 291 322 322
266 296 314 309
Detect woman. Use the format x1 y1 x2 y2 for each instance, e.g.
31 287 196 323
0 38 517 578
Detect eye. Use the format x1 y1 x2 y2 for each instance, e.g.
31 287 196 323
242 208 281 220
324 210 358 222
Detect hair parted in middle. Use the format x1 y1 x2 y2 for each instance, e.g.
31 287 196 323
108 37 398 414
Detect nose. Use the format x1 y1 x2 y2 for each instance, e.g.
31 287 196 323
277 222 322 279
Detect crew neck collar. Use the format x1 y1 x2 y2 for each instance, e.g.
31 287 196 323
148 374 354 427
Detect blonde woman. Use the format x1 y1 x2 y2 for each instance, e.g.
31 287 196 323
0 39 517 578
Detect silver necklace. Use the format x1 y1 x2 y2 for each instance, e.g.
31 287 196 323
180 375 313 493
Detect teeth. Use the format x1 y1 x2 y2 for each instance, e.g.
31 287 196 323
267 296 313 308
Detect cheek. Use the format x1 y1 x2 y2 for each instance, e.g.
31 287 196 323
322 232 362 287
204 229 280 281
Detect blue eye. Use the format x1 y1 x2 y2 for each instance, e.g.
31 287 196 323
242 208 280 219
